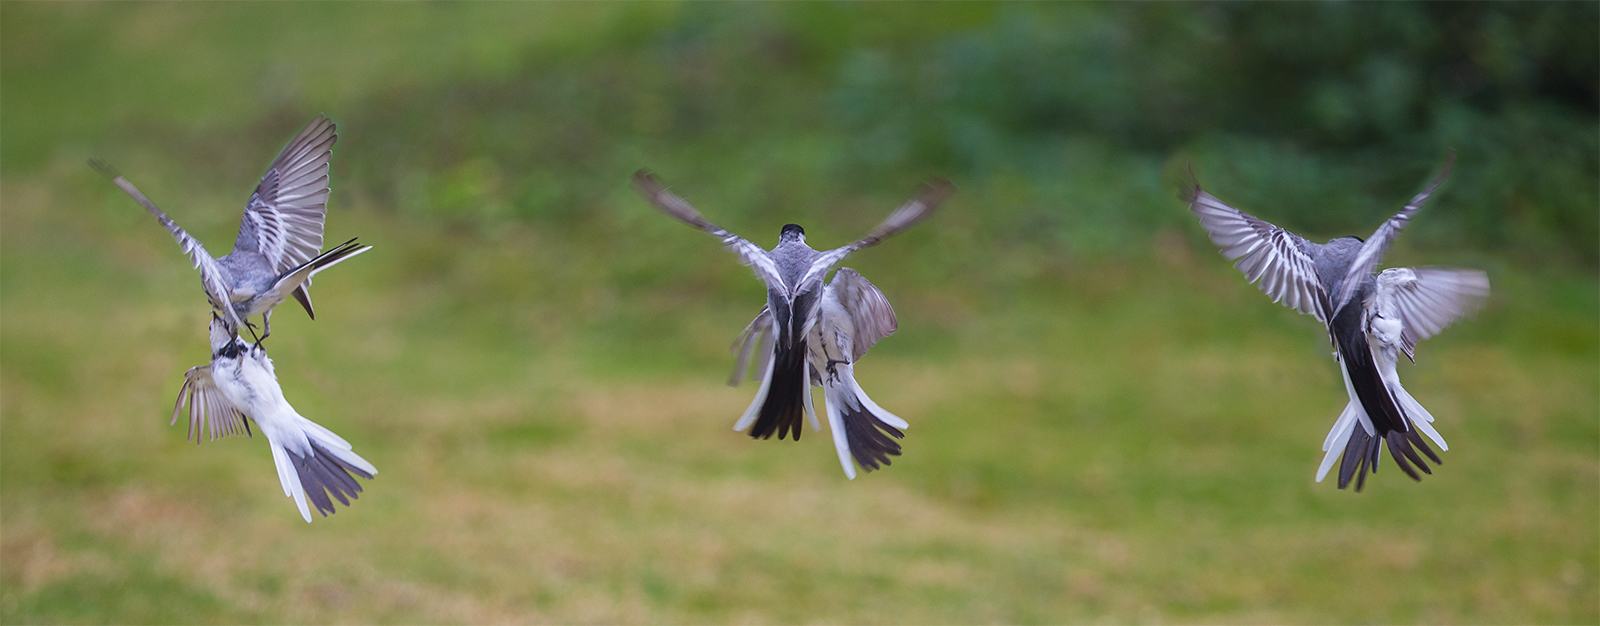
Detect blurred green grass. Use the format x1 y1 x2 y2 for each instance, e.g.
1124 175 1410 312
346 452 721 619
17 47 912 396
2 3 1596 624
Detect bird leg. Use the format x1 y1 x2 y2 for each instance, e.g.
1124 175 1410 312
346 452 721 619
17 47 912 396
240 319 263 344
254 311 274 349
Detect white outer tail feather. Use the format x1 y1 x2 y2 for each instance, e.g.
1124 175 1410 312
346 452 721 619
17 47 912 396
733 352 776 432
1374 339 1449 452
1394 383 1447 451
803 375 819 432
847 374 907 430
1316 402 1361 483
822 363 909 480
1317 355 1375 483
823 378 857 480
267 437 311 522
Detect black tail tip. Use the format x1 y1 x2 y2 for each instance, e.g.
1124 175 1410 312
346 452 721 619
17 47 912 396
840 404 905 474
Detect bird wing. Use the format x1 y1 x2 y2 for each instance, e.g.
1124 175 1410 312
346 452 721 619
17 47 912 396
633 170 789 293
172 364 251 443
795 179 955 294
1184 175 1330 322
729 305 776 387
829 268 898 361
91 159 245 332
1331 151 1455 316
1373 267 1489 361
234 115 337 275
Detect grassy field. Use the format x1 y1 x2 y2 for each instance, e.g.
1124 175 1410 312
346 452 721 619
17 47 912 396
3 4 1596 624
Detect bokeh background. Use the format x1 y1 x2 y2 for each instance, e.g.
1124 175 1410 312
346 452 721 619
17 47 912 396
3 3 1596 623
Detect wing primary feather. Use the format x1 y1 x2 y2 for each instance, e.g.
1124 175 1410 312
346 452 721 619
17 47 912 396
632 170 789 293
1185 173 1328 322
1331 151 1456 316
795 179 955 293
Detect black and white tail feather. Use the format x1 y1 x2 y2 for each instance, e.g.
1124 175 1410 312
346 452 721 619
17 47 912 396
1316 267 1488 490
733 328 819 441
175 316 378 521
820 362 907 479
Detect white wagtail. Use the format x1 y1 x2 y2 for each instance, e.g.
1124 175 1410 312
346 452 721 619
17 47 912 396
725 267 906 478
633 171 953 476
1185 151 1489 490
91 115 369 342
173 315 377 522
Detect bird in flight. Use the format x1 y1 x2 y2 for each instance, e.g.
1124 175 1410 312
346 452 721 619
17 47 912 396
173 315 378 522
727 268 907 478
634 171 953 476
1184 151 1488 490
92 115 368 343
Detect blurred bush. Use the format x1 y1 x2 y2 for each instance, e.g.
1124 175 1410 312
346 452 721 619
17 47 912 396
5 3 1594 265
827 3 1598 265
318 3 1597 267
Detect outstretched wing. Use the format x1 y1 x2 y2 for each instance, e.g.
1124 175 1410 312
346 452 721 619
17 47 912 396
1184 174 1330 322
795 179 955 293
1374 267 1489 361
90 159 244 332
172 364 251 443
728 306 776 387
234 115 337 277
1331 151 1455 316
633 170 789 294
830 268 898 361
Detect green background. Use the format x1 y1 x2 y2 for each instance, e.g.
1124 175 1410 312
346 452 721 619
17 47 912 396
3 3 1595 623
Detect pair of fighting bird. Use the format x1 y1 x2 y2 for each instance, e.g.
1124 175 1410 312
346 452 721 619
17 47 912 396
100 116 1486 522
94 116 377 523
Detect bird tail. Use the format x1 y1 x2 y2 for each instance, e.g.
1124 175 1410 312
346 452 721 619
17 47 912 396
1317 352 1375 485
1337 423 1384 492
1328 333 1446 490
1315 400 1363 485
1391 381 1447 451
1376 350 1449 452
822 363 907 479
1321 351 1443 491
738 339 810 441
1322 401 1439 491
283 238 372 320
262 411 377 523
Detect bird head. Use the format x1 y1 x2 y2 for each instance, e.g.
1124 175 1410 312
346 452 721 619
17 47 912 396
1325 235 1365 252
207 314 243 357
780 223 806 243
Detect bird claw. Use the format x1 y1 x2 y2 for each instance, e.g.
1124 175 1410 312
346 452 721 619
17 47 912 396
825 359 847 383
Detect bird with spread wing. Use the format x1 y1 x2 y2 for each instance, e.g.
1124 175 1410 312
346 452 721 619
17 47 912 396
1184 151 1489 490
92 115 369 343
634 171 953 477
